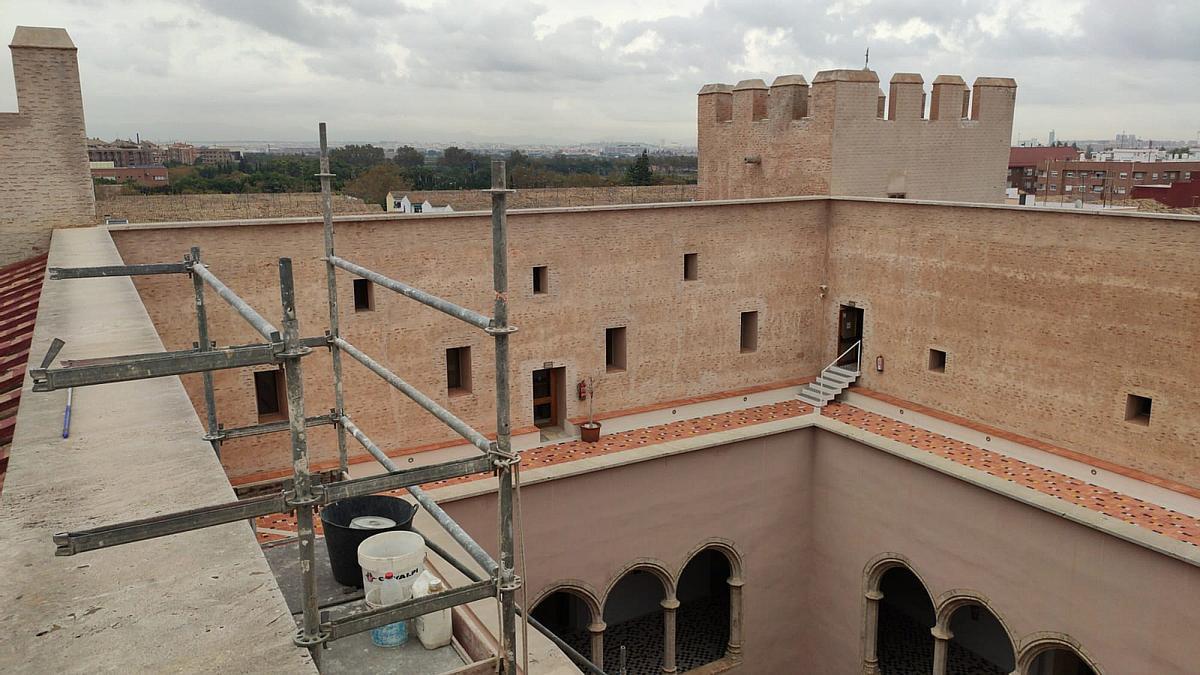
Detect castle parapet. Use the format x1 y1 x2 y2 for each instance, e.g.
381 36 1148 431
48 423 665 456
970 77 1018 122
930 75 968 120
888 73 924 120
732 79 768 122
769 75 808 121
697 83 734 123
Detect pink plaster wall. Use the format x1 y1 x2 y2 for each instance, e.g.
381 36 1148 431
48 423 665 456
442 428 1200 673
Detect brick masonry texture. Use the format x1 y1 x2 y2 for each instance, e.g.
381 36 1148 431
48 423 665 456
395 185 697 211
0 29 96 267
112 200 827 479
698 71 1015 203
93 192 382 223
110 198 1200 490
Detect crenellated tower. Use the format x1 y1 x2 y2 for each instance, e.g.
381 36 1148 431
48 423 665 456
697 68 1016 203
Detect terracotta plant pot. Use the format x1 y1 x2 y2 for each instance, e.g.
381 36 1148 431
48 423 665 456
580 422 601 443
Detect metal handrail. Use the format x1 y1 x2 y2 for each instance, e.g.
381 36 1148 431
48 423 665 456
824 339 862 374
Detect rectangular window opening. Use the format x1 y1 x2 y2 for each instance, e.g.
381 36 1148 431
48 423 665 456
683 253 699 281
1125 394 1152 426
532 266 548 294
254 369 287 421
887 192 906 199
928 348 947 373
446 346 472 395
740 311 758 353
353 278 374 312
605 327 627 372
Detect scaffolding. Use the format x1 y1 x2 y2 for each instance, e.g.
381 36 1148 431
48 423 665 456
31 123 604 674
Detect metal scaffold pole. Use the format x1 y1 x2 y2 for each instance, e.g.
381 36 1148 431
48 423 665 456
277 257 325 661
318 122 349 478
487 159 519 673
187 246 221 456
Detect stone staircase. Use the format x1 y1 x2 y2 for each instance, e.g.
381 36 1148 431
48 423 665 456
797 363 859 408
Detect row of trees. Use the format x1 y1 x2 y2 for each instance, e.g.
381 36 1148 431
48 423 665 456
124 145 696 205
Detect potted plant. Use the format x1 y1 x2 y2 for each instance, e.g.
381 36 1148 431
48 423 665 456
579 376 601 442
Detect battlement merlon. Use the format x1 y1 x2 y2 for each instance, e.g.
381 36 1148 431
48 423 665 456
699 70 1016 125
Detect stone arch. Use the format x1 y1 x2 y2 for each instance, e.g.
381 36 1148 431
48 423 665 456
933 590 1017 674
530 579 604 625
679 537 744 581
601 557 677 604
861 552 936 675
676 539 747 668
530 580 606 668
1016 632 1103 675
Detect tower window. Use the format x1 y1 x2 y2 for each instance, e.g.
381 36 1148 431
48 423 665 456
740 311 758 353
533 266 548 294
353 278 374 312
447 347 472 394
683 253 699 281
928 349 946 373
605 327 626 372
1125 394 1152 426
254 369 286 421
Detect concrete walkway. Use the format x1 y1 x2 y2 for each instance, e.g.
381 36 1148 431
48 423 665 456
0 228 314 673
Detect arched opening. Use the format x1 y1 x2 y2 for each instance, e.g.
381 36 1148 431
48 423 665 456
675 548 732 670
603 569 668 675
876 566 936 673
945 603 1015 674
531 588 595 663
1027 648 1095 675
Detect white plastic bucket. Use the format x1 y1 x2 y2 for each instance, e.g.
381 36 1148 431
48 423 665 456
358 531 426 647
349 515 397 530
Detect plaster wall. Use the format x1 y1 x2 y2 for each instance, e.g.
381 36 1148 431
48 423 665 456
441 431 816 675
110 200 827 479
824 199 1200 487
806 429 1200 674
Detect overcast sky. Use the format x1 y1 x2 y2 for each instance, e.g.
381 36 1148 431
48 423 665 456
2 0 1198 146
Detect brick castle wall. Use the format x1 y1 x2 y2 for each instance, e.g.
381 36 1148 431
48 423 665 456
396 184 697 211
0 27 95 266
698 70 1015 204
111 200 827 479
110 199 1200 488
94 192 382 223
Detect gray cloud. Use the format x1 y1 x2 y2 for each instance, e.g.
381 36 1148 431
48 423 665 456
1 0 1197 144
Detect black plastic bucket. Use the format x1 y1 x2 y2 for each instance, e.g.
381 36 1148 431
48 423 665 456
320 495 418 587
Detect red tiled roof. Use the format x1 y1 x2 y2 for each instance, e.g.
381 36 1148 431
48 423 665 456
0 253 48 497
1009 146 1076 168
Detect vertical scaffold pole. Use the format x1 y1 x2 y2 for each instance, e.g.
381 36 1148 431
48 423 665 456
488 160 518 673
188 246 221 457
317 123 348 477
279 258 324 662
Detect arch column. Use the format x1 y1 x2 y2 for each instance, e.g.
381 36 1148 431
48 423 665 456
726 575 744 658
587 622 606 671
862 589 883 675
931 625 953 675
661 597 680 673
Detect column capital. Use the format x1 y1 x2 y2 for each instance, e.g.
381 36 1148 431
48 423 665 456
587 621 607 634
726 576 745 588
660 598 681 610
865 589 883 601
931 625 953 641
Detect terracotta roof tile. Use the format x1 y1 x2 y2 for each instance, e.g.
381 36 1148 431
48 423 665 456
0 253 48 497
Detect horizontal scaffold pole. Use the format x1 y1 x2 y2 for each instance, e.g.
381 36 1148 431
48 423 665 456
52 450 493 556
49 262 190 279
324 578 496 641
29 336 327 392
220 413 338 440
190 262 281 341
328 255 493 330
333 338 492 454
340 414 499 576
323 452 494 502
53 492 289 556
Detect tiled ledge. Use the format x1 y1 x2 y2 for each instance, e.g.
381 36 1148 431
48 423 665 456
256 397 1200 568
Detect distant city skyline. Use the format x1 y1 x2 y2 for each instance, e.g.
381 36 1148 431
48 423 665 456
3 1 1199 145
